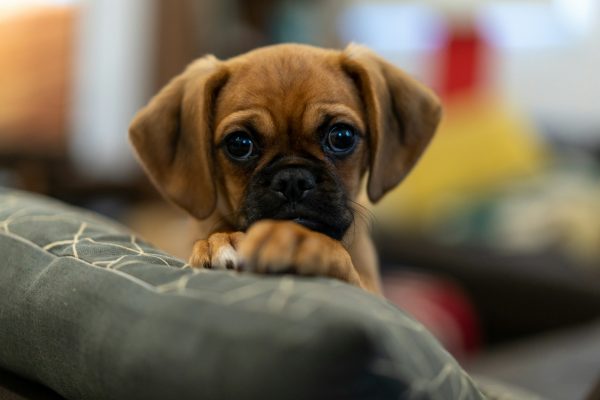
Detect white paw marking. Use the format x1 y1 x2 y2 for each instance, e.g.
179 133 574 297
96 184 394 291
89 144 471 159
212 245 240 270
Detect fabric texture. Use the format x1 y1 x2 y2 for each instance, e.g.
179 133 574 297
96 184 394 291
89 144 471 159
0 188 486 400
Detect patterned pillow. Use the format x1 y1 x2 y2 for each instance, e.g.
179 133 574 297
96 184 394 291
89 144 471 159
0 188 486 400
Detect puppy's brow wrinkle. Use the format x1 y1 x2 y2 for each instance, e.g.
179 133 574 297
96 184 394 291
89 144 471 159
304 103 365 133
215 109 276 141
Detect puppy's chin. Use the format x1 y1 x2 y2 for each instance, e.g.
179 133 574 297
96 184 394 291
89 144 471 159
243 206 352 241
291 217 338 237
270 206 351 240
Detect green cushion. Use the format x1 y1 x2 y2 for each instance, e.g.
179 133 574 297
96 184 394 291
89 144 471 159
0 188 485 400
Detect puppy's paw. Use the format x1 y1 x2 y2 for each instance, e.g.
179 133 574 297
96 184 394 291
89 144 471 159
189 232 245 270
238 220 363 288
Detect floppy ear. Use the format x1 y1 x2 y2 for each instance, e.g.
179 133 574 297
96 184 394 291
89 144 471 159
129 55 228 219
341 44 442 203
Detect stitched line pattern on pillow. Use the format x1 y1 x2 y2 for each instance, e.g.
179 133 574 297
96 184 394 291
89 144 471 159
0 189 488 399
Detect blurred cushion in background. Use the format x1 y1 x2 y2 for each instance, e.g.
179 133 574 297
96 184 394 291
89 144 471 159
383 272 482 360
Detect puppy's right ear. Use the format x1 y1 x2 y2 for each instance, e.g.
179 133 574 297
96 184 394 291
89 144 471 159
129 56 228 219
341 44 441 203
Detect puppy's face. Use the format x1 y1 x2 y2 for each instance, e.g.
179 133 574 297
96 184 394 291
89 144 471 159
214 47 368 239
130 44 441 240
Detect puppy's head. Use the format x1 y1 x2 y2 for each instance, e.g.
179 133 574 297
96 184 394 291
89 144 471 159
130 44 441 240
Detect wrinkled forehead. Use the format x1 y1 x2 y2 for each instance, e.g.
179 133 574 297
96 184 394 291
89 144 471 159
214 51 364 131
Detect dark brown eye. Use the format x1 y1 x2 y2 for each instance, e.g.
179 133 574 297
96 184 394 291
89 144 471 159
326 124 357 155
224 132 257 160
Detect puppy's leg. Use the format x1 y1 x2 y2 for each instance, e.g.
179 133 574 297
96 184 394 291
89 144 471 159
238 220 365 290
189 232 245 270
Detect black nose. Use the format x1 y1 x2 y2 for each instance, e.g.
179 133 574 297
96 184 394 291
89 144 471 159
270 167 316 202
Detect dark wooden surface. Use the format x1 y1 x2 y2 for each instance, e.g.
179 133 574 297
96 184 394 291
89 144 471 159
375 230 600 344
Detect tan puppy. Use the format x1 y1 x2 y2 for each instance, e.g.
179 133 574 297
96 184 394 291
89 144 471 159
129 44 441 295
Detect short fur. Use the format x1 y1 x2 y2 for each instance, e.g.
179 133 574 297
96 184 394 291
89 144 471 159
129 44 441 295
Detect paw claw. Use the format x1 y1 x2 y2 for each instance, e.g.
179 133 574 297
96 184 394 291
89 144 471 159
189 233 244 270
213 244 239 270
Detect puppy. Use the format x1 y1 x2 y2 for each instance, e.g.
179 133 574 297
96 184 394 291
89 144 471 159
129 44 441 295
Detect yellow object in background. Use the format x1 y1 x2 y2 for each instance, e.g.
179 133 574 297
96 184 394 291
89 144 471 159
374 95 548 230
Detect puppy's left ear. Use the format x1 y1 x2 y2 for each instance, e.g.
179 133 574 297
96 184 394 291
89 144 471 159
341 44 442 203
129 56 229 219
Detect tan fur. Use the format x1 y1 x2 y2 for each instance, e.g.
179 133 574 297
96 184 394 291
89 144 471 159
239 220 363 288
129 44 441 295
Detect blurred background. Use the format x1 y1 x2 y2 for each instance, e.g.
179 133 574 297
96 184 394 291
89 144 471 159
0 0 599 398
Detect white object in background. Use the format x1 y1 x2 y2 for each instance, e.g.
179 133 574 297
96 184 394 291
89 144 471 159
71 0 156 181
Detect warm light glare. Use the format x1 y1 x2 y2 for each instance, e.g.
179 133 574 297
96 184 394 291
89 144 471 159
0 0 76 19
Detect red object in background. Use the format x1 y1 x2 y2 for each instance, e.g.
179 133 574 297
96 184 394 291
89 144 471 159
437 25 488 99
383 272 481 359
